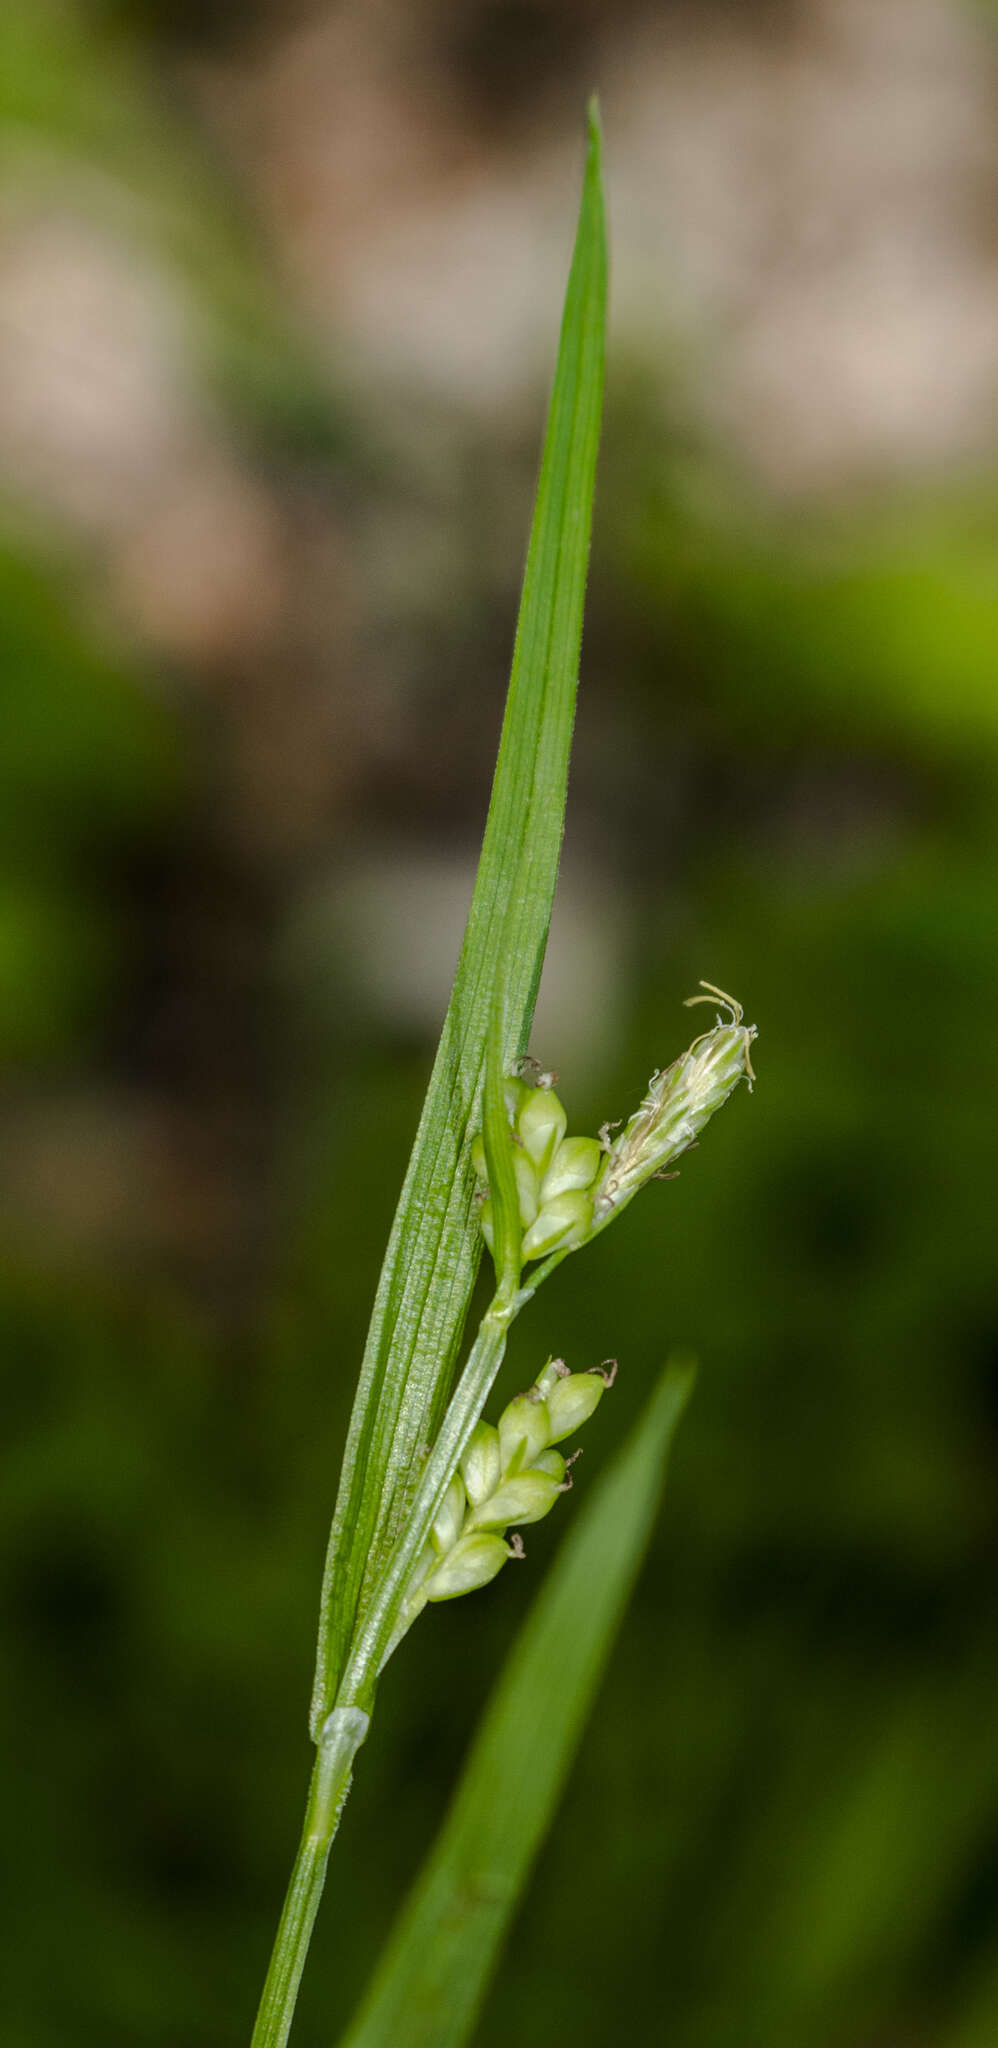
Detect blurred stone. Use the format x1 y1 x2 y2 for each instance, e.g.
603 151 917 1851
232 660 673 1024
0 1087 255 1274
113 453 288 665
0 186 194 532
291 845 632 1080
200 0 998 489
0 170 287 660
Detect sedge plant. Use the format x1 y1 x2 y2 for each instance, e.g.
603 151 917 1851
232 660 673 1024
250 104 757 2048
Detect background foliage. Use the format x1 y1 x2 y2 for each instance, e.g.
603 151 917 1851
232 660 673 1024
2 4 997 2045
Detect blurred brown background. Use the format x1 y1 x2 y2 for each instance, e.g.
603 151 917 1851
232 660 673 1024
3 3 998 2044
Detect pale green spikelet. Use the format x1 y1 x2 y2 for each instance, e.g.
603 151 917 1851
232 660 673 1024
518 1087 567 1173
424 1532 510 1602
465 1470 562 1532
593 983 757 1224
471 986 755 1271
531 1446 568 1483
547 1366 612 1442
402 1352 615 1623
520 1186 595 1260
471 1075 604 1267
430 1474 466 1554
540 1134 604 1202
512 1147 541 1227
498 1391 551 1472
459 1421 502 1507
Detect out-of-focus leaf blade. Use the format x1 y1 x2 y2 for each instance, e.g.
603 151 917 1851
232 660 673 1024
336 1358 695 2048
311 104 607 1727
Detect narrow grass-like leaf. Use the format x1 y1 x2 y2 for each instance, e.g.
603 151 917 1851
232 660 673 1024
336 1358 696 2048
311 104 607 1727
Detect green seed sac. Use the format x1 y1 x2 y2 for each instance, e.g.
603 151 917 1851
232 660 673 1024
473 987 756 1266
407 1355 613 1612
436 989 755 1622
475 1077 605 1265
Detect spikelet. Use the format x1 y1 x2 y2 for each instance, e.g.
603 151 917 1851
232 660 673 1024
594 985 757 1222
403 1355 614 1618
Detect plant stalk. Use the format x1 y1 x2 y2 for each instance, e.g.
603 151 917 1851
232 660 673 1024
251 1187 625 2048
250 1289 524 2046
337 1290 519 1705
251 1707 370 2048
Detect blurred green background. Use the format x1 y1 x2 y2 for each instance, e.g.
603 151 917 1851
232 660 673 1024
3 3 998 2044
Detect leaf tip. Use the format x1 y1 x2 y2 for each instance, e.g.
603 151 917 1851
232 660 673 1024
585 94 603 173
665 1351 699 1405
652 1352 698 1439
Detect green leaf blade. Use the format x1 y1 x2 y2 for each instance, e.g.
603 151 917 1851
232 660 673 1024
311 106 607 1728
336 1357 695 2048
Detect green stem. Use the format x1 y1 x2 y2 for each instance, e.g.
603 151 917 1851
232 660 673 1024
251 1708 369 2048
337 1291 518 1706
250 1242 581 2045
250 1292 523 2047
